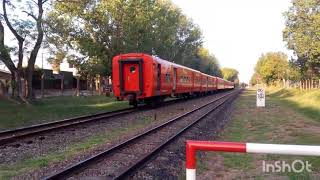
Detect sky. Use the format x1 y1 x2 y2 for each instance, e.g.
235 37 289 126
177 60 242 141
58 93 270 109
172 0 293 83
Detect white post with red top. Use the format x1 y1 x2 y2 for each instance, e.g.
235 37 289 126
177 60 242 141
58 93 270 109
186 140 320 180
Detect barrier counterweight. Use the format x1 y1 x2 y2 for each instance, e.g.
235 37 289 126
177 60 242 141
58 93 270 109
186 141 320 180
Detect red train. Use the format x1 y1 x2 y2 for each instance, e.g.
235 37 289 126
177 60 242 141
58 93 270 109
112 53 234 106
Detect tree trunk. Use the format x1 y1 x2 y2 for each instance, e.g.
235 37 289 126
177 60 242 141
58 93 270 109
90 78 94 96
98 76 102 95
76 77 80 96
25 0 44 100
12 70 23 99
41 72 44 98
26 67 34 100
61 77 64 96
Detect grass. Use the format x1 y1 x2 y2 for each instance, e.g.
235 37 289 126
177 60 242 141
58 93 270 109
198 88 320 179
0 95 129 130
268 87 320 122
222 153 254 170
0 116 153 179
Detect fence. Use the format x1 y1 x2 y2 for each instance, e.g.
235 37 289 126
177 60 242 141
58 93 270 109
283 79 320 90
186 140 320 180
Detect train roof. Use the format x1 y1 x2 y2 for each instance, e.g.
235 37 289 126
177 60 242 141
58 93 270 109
153 56 228 81
115 53 233 83
153 56 201 73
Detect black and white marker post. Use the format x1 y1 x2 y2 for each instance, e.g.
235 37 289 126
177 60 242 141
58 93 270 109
256 88 265 107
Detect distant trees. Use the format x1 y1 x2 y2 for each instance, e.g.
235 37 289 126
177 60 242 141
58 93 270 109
196 48 222 77
250 51 305 86
250 72 261 86
221 68 239 82
283 0 320 78
251 0 320 87
254 52 289 85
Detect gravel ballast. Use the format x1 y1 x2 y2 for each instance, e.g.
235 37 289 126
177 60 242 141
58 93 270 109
7 91 234 179
130 92 239 179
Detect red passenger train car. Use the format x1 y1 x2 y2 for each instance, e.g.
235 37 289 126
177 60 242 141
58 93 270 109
112 53 234 106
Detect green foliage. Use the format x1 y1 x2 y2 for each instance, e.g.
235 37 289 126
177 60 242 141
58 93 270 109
254 52 290 85
47 50 66 73
221 68 239 82
250 72 261 86
287 62 302 81
283 0 320 77
45 0 204 76
196 47 222 77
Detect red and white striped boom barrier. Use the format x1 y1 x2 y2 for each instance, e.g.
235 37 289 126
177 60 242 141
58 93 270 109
186 140 320 180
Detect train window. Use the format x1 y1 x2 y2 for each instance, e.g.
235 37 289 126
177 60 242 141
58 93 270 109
130 66 136 73
165 74 171 83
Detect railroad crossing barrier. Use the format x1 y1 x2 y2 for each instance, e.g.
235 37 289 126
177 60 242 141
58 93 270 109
186 140 320 180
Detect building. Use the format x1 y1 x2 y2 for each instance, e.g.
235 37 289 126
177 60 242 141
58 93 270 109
0 69 11 81
32 69 75 90
0 69 11 97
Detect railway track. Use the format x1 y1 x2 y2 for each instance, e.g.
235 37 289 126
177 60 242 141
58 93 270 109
0 94 207 146
44 89 240 180
0 107 137 145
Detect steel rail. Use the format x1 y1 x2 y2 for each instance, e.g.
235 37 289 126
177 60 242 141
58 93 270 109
0 107 138 145
0 93 216 145
115 90 240 179
43 89 240 180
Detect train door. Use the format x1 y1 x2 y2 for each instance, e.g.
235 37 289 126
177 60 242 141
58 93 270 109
157 64 161 92
123 63 140 92
206 76 209 91
192 72 195 92
214 77 217 90
173 68 177 91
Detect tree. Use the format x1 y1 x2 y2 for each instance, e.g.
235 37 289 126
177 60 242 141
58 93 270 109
287 61 302 81
250 72 261 86
221 68 239 82
0 0 47 101
283 0 320 77
46 0 204 77
197 47 222 77
254 52 289 85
